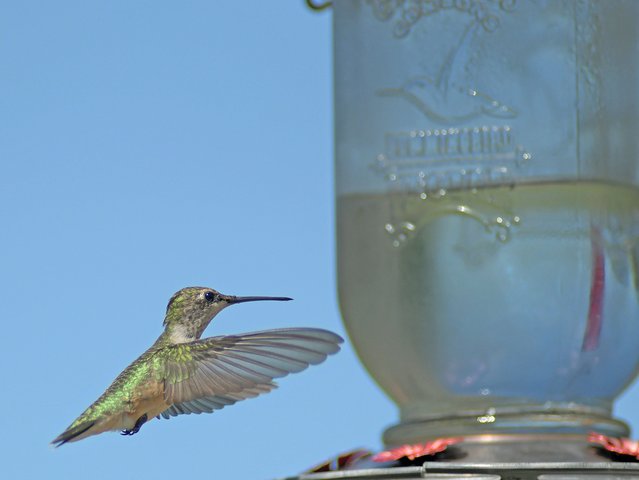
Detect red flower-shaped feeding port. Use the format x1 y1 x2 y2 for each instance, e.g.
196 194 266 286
589 432 639 460
372 437 464 462
307 449 373 473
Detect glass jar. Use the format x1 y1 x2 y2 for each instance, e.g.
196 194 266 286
335 0 639 445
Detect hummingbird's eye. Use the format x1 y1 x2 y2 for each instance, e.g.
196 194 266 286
204 291 216 302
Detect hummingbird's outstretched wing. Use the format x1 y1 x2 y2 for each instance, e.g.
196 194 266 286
157 328 342 418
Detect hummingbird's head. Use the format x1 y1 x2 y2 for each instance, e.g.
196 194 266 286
162 286 292 343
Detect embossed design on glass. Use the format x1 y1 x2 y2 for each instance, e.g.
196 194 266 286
372 1 518 124
373 125 531 245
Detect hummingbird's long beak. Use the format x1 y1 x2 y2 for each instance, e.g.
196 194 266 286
224 295 293 304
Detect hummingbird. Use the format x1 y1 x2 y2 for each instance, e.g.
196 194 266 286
52 286 343 446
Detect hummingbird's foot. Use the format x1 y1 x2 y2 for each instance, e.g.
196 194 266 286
121 413 148 436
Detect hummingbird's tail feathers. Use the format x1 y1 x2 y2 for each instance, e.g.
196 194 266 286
51 420 96 447
161 328 342 409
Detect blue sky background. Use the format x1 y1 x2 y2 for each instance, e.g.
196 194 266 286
2 2 639 479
